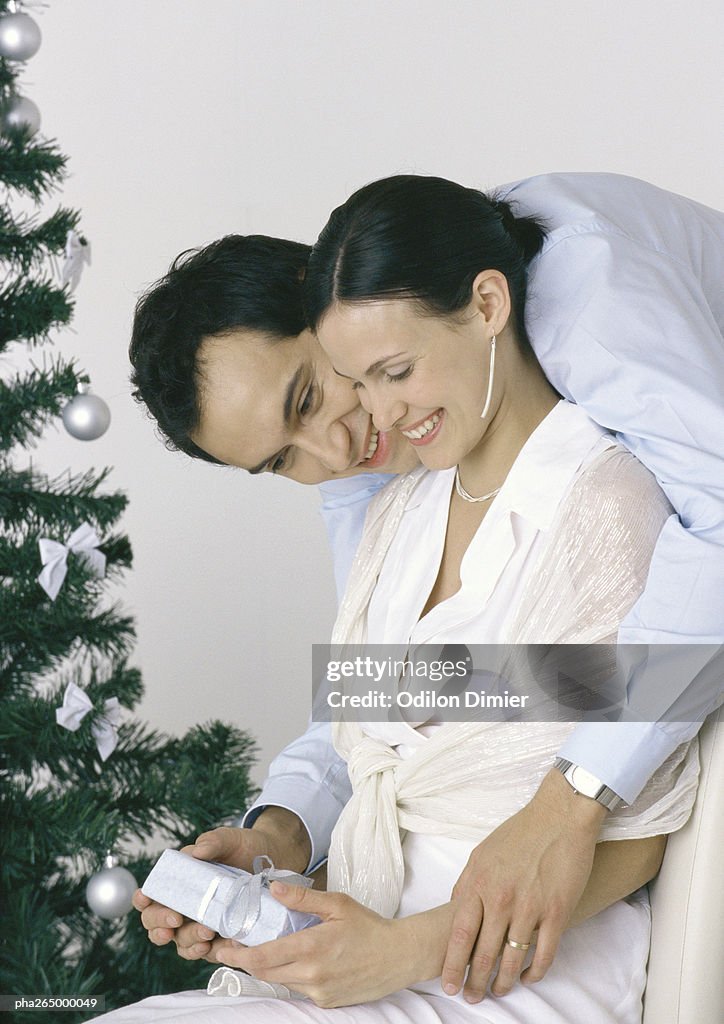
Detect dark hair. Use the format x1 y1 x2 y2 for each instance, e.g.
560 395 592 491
304 175 546 343
130 234 311 463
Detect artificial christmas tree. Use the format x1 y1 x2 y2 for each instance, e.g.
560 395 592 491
0 5 257 1020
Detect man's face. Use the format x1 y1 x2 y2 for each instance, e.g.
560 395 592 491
190 328 420 484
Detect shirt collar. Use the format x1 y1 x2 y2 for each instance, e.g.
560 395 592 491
402 402 609 527
498 401 609 531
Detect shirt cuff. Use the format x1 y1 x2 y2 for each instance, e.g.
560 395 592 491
558 721 686 805
240 775 344 873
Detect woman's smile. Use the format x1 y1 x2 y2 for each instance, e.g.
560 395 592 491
400 409 444 446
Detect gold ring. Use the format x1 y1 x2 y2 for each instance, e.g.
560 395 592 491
506 937 531 951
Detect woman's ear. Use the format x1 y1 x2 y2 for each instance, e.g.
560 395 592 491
470 269 512 333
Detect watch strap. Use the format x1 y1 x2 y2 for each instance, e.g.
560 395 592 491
553 757 625 812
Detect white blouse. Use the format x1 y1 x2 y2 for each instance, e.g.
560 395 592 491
367 401 611 647
328 402 699 919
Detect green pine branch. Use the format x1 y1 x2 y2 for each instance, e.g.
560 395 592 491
103 721 259 847
0 530 132 608
0 135 68 199
0 359 80 453
165 721 258 831
0 890 105 1024
0 601 137 698
0 204 80 269
0 277 74 349
0 465 128 535
1 715 259 886
0 784 120 888
95 659 144 706
0 528 132 594
0 662 145 782
99 533 133 569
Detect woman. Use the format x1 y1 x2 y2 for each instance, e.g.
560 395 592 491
302 176 697 1020
91 179 698 1022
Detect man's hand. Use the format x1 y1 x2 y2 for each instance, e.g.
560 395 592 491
214 882 453 1008
133 807 312 961
441 768 606 1003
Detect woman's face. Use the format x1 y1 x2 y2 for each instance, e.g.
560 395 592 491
316 298 497 472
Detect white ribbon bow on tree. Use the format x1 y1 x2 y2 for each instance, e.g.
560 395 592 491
55 682 122 761
37 522 106 601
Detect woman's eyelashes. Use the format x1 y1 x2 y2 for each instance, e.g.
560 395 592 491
351 363 414 390
384 363 414 383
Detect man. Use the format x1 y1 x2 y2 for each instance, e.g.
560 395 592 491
131 173 723 1003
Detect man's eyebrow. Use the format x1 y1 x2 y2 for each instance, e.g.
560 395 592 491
246 365 305 475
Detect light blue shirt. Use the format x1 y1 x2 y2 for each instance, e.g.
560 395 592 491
245 173 724 868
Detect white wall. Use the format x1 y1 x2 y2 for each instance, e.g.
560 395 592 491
21 0 724 786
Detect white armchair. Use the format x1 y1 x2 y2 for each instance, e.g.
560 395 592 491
643 707 723 1023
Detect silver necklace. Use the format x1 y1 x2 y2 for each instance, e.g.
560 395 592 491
454 467 501 504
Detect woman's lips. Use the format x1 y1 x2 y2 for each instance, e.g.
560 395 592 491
356 409 444 468
400 409 444 446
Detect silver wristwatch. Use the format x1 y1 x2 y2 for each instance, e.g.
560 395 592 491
553 758 625 812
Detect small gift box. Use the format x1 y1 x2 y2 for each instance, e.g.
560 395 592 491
141 850 320 946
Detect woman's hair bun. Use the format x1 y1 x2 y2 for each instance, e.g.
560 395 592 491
491 196 545 261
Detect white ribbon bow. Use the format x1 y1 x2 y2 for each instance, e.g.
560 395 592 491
55 682 122 761
37 522 106 601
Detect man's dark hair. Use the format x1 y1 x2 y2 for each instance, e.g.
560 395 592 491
130 234 311 462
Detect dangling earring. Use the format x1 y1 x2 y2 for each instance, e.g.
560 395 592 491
480 334 496 419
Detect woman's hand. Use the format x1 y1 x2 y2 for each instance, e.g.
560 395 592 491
213 882 454 1008
132 809 312 961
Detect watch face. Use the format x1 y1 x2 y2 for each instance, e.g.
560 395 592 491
569 765 601 797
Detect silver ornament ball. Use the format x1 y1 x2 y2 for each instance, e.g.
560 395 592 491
0 12 42 60
86 858 138 920
62 389 111 441
1 94 41 136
